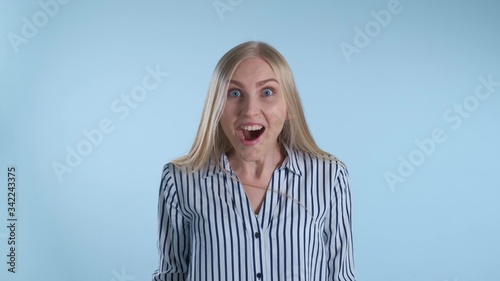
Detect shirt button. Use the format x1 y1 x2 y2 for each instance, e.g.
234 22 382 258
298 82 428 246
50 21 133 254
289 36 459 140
254 232 261 239
256 272 263 279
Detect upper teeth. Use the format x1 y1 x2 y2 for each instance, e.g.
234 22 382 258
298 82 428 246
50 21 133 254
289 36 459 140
241 125 263 131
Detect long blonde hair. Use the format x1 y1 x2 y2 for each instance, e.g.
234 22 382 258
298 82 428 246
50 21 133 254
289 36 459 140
172 41 334 170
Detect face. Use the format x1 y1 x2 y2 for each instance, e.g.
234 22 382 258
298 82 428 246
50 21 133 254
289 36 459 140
219 57 288 163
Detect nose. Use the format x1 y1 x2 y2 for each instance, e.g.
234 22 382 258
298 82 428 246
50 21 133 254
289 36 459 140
242 94 260 116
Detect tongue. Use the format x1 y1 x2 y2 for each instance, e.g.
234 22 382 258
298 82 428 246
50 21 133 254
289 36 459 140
243 129 262 141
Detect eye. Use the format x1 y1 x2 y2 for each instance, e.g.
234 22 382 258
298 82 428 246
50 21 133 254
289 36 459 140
262 88 275 97
228 89 241 97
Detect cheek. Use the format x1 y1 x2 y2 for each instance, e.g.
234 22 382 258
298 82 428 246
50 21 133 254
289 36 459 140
219 109 237 136
267 108 288 131
222 101 239 120
219 116 231 132
270 102 288 122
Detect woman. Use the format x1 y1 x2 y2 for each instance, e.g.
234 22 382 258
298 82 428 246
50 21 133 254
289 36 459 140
153 41 355 281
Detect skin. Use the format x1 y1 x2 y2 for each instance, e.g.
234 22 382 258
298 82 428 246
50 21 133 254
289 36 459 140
220 57 288 214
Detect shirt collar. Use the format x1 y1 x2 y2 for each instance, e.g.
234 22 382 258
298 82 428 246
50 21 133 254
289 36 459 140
203 144 302 178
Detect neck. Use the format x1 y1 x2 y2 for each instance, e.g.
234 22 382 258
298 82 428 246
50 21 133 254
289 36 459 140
228 144 284 179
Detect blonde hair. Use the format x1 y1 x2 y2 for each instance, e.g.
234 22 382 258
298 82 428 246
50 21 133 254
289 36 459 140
172 41 334 170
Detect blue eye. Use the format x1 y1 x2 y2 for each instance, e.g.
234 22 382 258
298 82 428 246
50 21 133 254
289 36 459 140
229 89 241 97
263 88 274 96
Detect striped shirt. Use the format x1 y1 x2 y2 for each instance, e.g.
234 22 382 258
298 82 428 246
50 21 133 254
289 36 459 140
152 146 355 281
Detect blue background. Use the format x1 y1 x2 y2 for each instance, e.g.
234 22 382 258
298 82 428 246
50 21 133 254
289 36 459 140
1 0 499 280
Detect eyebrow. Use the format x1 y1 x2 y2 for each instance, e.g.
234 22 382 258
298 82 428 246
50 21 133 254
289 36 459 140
229 78 279 87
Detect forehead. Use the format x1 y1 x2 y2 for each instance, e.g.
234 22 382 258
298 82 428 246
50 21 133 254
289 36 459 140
231 57 277 81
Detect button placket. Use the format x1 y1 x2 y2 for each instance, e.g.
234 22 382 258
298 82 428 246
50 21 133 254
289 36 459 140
251 214 264 281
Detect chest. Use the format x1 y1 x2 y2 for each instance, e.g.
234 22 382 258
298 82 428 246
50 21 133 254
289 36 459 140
177 169 335 236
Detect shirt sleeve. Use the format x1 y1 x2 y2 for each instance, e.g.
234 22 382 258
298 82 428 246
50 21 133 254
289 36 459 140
324 161 356 281
152 163 190 281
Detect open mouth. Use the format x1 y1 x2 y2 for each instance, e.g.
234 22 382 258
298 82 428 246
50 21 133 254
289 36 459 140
239 125 265 141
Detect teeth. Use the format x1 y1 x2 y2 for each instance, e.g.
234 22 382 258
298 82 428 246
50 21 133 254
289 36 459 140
241 125 263 131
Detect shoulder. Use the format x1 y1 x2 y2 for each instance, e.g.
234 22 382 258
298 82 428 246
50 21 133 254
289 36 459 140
291 149 348 178
159 162 188 192
160 161 215 189
159 163 176 196
167 153 228 181
162 161 198 177
301 151 352 196
158 162 196 204
160 162 176 183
